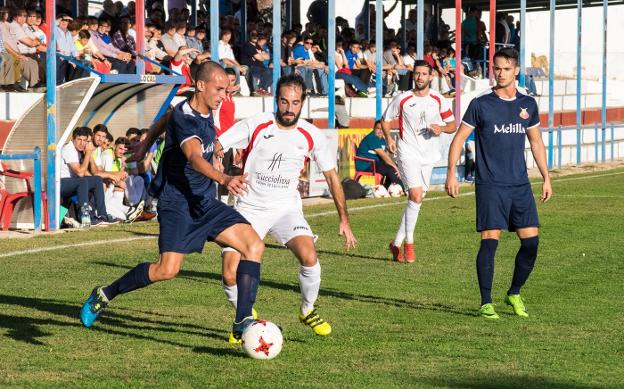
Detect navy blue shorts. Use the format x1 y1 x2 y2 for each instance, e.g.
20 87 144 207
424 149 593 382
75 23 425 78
475 183 539 232
157 199 249 254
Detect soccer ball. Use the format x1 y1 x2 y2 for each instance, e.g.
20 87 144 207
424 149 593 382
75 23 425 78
241 320 283 360
372 185 389 198
388 183 404 197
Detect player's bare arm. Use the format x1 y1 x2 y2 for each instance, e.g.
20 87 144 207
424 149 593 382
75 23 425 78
323 169 357 250
526 126 552 203
445 123 474 198
127 109 171 162
430 120 457 136
381 119 396 154
181 138 248 196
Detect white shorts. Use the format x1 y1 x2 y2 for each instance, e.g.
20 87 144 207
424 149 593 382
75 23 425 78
397 160 433 192
222 203 314 253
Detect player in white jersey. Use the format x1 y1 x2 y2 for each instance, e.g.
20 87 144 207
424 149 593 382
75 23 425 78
382 60 457 262
216 74 357 341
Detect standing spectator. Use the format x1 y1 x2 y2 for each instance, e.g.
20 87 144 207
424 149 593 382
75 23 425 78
495 12 510 46
91 19 135 74
306 0 328 28
218 28 247 85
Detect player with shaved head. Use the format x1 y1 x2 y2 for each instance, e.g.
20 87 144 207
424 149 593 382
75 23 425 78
81 61 267 340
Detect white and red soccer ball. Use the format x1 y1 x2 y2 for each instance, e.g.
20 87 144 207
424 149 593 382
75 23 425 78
241 320 283 360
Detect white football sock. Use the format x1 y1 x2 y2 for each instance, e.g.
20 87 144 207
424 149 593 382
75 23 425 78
223 283 237 309
405 200 422 244
394 211 407 247
299 261 321 315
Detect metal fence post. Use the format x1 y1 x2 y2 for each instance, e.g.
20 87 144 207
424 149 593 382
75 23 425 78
33 147 42 232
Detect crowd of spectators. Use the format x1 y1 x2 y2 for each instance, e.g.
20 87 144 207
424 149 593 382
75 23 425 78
0 0 487 97
59 123 160 228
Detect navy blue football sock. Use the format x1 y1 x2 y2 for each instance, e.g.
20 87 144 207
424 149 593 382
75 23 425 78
476 239 499 306
235 260 261 323
102 262 152 301
508 236 539 296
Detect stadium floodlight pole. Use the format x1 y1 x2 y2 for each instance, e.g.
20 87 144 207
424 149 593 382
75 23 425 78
375 0 382 120
45 0 58 230
488 0 495 85
601 0 607 163
576 0 582 164
210 0 219 63
272 0 281 97
328 0 336 129
454 0 462 126
548 0 555 170
417 0 423 59
136 0 145 75
519 0 526 88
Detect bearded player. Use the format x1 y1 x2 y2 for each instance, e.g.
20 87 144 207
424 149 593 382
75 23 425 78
216 74 357 342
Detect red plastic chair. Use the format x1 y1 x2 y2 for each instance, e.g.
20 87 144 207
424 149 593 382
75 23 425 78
352 142 383 186
0 162 48 231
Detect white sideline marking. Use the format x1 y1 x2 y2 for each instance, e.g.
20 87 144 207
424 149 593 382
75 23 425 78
1 170 622 259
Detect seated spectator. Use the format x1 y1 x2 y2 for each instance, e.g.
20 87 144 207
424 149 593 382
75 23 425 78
335 40 370 97
241 30 272 95
345 40 371 87
218 28 247 85
91 19 135 74
159 21 181 57
0 24 23 91
55 14 80 84
75 29 112 74
185 25 203 60
146 25 167 72
355 121 403 189
102 137 144 222
383 40 410 92
293 37 328 96
403 45 417 72
111 15 136 58
0 7 39 91
170 45 201 92
11 9 45 87
123 128 147 207
60 127 110 226
279 31 296 76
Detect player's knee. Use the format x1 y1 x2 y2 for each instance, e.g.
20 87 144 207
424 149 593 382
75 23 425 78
243 239 265 260
409 194 423 203
521 235 539 253
152 264 180 281
222 273 236 286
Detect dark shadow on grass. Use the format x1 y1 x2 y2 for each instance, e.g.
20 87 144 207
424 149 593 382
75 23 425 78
192 346 247 357
422 375 604 389
265 242 389 262
94 262 474 317
0 294 228 346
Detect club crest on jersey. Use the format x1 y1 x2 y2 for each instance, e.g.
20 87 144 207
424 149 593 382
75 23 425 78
519 107 529 119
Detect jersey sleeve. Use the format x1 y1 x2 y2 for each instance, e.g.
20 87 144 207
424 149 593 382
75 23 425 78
382 95 401 121
61 143 79 165
217 117 254 150
461 98 480 129
171 108 203 147
311 131 336 172
439 95 455 122
527 98 540 129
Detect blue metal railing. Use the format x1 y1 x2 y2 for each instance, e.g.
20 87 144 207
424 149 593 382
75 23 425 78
543 124 623 169
0 147 43 232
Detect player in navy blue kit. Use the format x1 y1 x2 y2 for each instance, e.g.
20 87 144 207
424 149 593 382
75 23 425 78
445 48 552 319
80 62 266 339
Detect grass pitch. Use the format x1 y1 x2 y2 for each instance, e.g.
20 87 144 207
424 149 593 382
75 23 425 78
1 168 623 388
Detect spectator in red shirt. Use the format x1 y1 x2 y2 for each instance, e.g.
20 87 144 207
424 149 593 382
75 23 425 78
215 67 237 137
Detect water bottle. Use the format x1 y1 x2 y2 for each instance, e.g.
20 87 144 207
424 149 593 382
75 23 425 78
80 203 91 228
